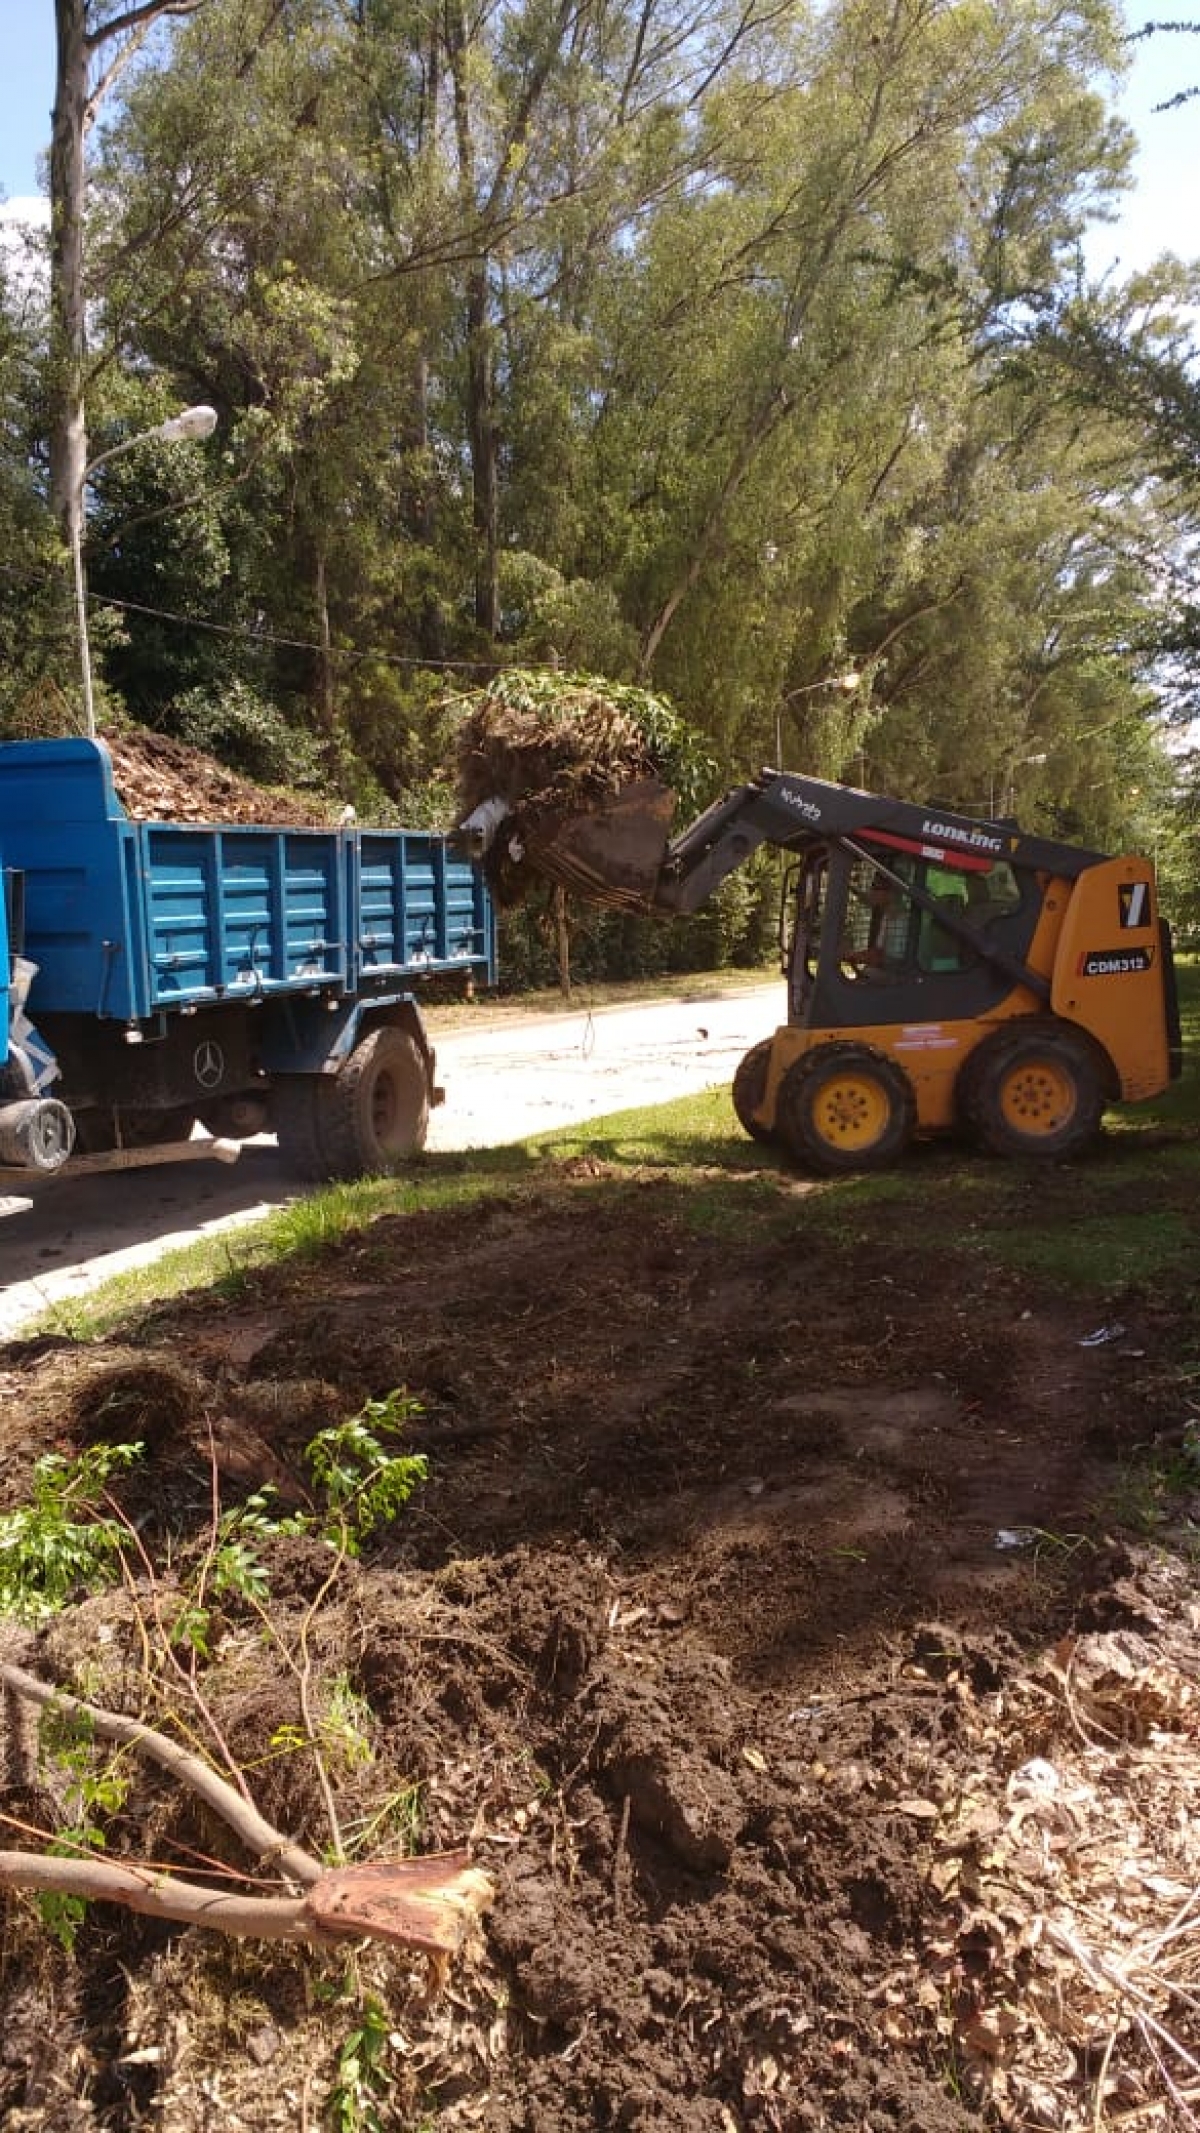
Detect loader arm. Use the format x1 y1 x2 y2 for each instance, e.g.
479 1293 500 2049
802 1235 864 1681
653 783 796 912
464 766 1105 985
654 781 1066 1003
655 806 1051 1001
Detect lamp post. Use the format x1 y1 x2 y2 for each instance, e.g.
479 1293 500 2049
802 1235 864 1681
995 750 1048 817
775 671 861 770
71 404 219 740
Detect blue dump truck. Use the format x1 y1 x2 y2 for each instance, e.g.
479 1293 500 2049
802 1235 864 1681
0 738 494 1203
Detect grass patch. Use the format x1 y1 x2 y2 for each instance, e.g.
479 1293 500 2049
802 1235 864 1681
1106 955 1200 1137
981 1205 1195 1288
535 1085 767 1173
53 1156 538 1339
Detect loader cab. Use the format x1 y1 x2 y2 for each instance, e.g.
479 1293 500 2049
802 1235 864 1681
784 839 1037 1031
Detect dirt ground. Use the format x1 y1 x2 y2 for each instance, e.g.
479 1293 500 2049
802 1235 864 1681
0 1158 1197 2131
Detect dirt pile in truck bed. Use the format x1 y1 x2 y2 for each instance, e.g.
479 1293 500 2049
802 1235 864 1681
102 724 336 827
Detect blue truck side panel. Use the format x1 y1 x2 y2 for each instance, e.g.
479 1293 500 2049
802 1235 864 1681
355 831 486 976
0 740 143 1019
0 738 494 1024
141 826 349 1006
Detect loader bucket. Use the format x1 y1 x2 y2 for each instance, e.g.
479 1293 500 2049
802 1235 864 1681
521 777 676 913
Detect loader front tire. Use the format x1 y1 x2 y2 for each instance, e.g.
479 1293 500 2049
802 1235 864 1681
776 1043 916 1175
732 1040 775 1143
960 1022 1105 1160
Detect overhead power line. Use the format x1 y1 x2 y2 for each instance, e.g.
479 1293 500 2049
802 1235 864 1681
0 563 524 675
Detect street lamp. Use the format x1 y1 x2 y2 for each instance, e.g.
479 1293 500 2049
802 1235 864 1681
775 671 861 768
71 404 219 740
994 751 1048 816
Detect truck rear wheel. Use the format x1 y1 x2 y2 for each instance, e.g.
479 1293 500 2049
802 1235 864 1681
732 1040 775 1143
776 1043 916 1174
319 1026 431 1180
274 1030 431 1182
960 1022 1105 1159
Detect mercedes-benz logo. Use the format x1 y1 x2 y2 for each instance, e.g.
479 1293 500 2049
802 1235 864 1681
193 1039 226 1091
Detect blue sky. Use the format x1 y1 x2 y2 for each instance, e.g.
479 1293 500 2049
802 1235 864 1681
0 0 54 216
0 1 1196 273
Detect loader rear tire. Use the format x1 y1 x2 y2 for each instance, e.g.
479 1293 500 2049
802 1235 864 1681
776 1043 916 1175
732 1040 775 1143
960 1022 1105 1160
319 1026 431 1180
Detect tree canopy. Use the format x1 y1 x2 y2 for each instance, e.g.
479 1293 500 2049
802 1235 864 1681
4 0 1199 940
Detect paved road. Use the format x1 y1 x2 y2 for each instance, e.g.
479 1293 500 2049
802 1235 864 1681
0 982 779 1339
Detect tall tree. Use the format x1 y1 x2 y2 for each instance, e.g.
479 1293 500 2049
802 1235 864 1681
64 0 1194 856
49 0 210 549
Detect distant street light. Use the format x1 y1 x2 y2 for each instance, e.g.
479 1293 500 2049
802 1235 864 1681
784 670 862 704
993 751 1049 816
776 671 862 768
71 404 219 740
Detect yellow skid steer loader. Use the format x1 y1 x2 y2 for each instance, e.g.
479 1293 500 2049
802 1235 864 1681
461 769 1180 1173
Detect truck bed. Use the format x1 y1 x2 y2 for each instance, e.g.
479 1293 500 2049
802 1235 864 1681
0 739 494 1023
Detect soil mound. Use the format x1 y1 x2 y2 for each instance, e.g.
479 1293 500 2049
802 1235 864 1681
0 1167 1193 2130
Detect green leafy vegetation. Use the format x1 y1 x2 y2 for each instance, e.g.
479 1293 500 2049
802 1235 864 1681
35 1702 133 1951
10 0 1200 956
0 1399 428 1632
325 1992 392 2133
304 1393 428 1555
0 1443 144 1622
0 1388 431 1986
269 1677 375 1778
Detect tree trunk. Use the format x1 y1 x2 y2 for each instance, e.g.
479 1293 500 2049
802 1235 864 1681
465 264 500 639
315 542 336 729
637 391 796 678
554 885 572 1001
447 1 500 641
49 0 89 544
50 0 213 537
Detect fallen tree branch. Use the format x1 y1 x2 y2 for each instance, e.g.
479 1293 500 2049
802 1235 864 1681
0 1849 321 1940
0 1663 493 1956
1 1659 320 1885
0 1847 493 1952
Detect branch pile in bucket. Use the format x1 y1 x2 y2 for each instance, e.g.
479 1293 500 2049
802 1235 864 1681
450 670 713 903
